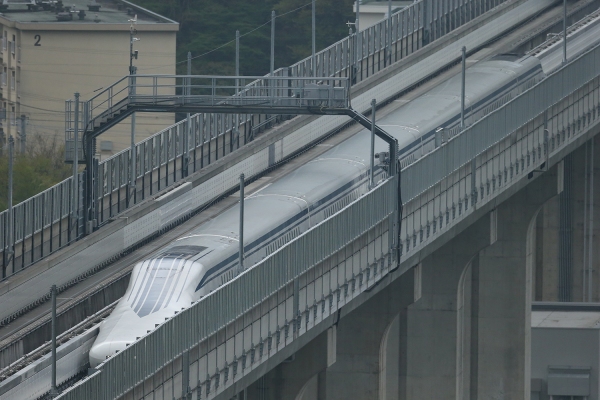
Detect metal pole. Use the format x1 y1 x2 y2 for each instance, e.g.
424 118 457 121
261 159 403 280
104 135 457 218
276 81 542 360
270 10 275 76
235 30 240 81
588 139 594 301
239 174 245 272
312 0 316 76
461 46 466 129
356 0 360 78
49 284 59 398
129 67 136 206
7 136 13 271
19 115 25 154
184 51 192 177
370 99 376 189
563 0 567 64
235 30 240 147
72 93 79 232
387 0 392 65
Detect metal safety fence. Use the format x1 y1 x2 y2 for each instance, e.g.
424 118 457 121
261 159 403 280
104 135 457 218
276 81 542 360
56 176 398 400
399 42 600 259
1 0 510 278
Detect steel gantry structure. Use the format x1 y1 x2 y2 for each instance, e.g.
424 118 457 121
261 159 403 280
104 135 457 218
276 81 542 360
64 74 399 237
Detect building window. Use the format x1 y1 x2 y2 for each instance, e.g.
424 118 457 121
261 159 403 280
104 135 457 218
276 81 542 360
2 67 6 86
11 34 15 57
2 32 6 51
10 106 15 126
11 70 15 90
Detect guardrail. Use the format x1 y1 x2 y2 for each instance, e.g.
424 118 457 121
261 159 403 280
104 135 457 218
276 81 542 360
56 176 398 400
56 35 600 400
1 0 512 278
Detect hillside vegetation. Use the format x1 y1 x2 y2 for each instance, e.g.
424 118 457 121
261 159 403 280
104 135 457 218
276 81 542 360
135 0 355 75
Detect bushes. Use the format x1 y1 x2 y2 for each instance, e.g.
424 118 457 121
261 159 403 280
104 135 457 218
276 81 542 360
0 134 72 211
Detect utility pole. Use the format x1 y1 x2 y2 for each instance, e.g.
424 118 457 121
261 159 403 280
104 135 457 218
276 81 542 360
239 174 245 272
563 0 567 64
128 15 139 207
270 10 275 76
19 115 25 154
355 1 361 80
387 0 392 66
49 285 59 398
370 99 376 189
461 46 466 129
312 0 316 76
72 93 80 239
235 30 240 148
184 51 191 177
6 136 13 275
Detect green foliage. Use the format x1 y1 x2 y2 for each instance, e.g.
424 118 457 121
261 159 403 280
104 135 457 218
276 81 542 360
0 135 73 211
134 0 354 76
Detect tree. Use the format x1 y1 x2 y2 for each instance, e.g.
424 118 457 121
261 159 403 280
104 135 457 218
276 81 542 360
134 0 354 76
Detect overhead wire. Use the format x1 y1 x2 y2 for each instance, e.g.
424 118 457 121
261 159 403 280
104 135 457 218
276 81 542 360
137 1 314 73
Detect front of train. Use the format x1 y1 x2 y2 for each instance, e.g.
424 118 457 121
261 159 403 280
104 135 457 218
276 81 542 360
89 252 206 367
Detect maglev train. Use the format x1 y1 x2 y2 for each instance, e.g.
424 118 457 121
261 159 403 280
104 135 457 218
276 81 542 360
89 54 544 367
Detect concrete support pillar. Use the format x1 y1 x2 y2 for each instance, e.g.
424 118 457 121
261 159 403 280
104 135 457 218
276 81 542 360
323 270 414 400
402 164 558 400
471 165 558 399
401 217 491 400
252 268 414 400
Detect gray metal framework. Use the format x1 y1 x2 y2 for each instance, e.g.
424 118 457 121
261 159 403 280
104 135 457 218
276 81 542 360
0 0 510 279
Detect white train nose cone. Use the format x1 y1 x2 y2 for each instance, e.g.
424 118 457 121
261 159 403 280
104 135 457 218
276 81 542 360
89 340 128 368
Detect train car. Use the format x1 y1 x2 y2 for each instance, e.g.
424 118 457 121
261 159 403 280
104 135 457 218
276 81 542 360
89 54 544 367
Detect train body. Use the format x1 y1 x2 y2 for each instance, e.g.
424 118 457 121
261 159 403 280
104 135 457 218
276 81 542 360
90 54 544 367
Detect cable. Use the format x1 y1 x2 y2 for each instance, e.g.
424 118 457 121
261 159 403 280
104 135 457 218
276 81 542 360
137 1 314 73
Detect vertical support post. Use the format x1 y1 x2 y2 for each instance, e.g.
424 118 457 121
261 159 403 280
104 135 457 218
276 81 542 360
387 0 392 66
461 46 466 129
129 67 137 207
471 157 477 207
270 10 275 76
563 0 567 64
7 136 13 274
355 0 360 80
370 99 376 189
588 139 594 301
184 51 192 178
239 174 245 272
312 0 316 76
49 284 59 398
72 93 79 236
19 115 25 154
235 30 240 148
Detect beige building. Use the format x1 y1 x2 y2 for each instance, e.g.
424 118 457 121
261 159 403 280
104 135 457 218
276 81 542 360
0 0 178 158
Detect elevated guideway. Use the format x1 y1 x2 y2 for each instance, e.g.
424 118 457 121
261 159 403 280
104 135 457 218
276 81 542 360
53 38 600 399
0 0 566 330
3 0 600 398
